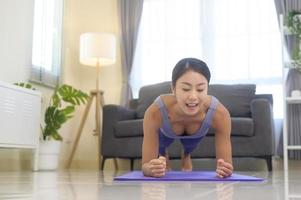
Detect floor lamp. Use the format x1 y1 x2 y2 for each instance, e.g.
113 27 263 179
67 32 116 169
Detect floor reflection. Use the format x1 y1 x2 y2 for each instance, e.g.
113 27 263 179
139 181 235 200
141 183 167 200
215 183 234 200
34 172 60 200
0 159 300 200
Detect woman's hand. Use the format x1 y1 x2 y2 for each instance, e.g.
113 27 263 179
144 156 167 178
216 159 233 178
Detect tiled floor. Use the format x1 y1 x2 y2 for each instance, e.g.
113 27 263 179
0 159 300 200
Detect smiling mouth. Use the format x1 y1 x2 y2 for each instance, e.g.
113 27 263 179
186 103 199 108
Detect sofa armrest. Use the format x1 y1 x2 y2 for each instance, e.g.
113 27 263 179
102 105 137 155
254 94 273 106
102 105 136 136
250 98 275 155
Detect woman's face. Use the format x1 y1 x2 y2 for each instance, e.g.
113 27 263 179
173 70 208 116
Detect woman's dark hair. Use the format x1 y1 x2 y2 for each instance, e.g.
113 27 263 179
171 58 211 87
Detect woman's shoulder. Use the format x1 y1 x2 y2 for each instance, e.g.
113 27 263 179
209 96 231 135
158 93 174 100
147 94 174 110
210 96 230 126
159 94 176 106
144 94 174 119
144 96 165 120
143 99 164 129
209 95 223 109
210 96 229 115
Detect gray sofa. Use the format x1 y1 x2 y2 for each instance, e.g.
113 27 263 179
101 82 274 171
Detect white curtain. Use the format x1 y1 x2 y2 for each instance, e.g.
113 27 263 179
117 0 144 107
132 0 282 117
132 0 202 96
30 0 63 87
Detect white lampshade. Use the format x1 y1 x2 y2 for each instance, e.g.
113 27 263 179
80 32 116 67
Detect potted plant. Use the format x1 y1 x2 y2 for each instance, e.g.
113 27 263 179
285 10 301 69
15 83 89 170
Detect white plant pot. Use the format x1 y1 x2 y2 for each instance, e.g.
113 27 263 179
286 34 300 60
38 140 61 170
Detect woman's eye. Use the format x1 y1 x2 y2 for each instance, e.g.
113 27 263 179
182 88 190 92
197 89 204 92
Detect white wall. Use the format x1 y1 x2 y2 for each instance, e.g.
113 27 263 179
0 0 125 171
0 0 33 82
0 0 36 170
60 0 123 170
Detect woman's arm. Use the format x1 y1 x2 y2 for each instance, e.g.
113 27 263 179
213 103 233 178
142 103 166 177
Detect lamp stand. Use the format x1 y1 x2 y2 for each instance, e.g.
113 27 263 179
66 63 118 170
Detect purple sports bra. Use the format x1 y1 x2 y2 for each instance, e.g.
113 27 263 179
155 95 219 155
155 95 219 139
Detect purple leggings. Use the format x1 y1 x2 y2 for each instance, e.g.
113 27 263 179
158 130 204 156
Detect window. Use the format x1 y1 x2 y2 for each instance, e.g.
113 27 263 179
132 0 282 117
131 0 203 96
30 0 63 87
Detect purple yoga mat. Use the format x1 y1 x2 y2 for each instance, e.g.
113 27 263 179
114 171 264 182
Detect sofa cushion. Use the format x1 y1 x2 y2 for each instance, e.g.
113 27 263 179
207 117 254 137
115 117 254 138
114 119 144 138
208 84 256 117
136 81 172 118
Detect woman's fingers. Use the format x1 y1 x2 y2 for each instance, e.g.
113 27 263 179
149 157 167 177
216 159 233 178
151 168 165 177
216 169 228 178
158 156 166 162
221 160 233 171
150 158 166 168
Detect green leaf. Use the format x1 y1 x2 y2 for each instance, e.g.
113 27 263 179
62 106 75 119
52 93 61 107
14 82 36 90
57 84 89 106
51 86 61 107
286 10 301 35
51 132 63 141
43 106 68 138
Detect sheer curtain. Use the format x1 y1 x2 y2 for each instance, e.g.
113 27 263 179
132 0 282 117
117 0 144 107
131 0 203 96
30 0 63 87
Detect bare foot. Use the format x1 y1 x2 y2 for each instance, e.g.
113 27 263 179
181 154 192 171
